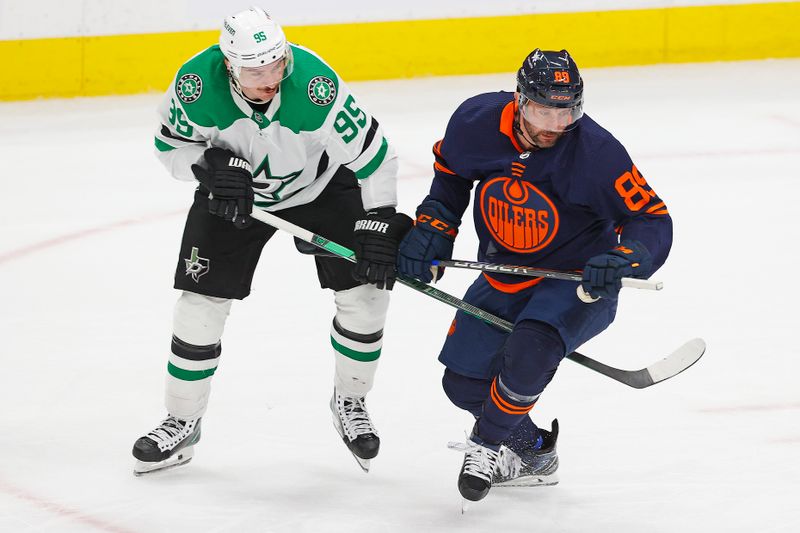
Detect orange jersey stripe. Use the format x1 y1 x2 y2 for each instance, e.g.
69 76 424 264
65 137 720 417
434 161 456 175
499 101 524 153
483 272 543 294
646 201 666 214
433 140 444 158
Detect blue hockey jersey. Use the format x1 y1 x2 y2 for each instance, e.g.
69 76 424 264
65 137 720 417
425 91 672 289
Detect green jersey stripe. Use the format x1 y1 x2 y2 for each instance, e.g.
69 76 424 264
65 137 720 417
330 336 381 362
354 137 388 180
155 138 177 152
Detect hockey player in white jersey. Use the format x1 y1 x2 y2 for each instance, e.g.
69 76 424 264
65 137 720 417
132 7 412 475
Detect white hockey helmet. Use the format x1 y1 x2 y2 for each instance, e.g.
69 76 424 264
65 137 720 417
219 7 293 86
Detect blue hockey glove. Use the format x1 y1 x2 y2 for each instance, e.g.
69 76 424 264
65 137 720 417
396 200 459 283
581 240 652 299
191 147 255 229
352 207 414 290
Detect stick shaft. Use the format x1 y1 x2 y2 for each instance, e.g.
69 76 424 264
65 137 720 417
432 259 662 291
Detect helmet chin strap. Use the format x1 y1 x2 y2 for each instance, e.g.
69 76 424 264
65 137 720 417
514 94 542 150
513 115 541 150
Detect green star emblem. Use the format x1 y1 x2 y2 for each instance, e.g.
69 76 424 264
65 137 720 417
307 76 336 106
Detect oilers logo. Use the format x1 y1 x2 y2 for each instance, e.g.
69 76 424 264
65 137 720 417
479 176 559 253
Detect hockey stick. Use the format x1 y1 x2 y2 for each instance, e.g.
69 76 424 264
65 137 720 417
294 243 659 302
431 259 662 291
249 209 704 388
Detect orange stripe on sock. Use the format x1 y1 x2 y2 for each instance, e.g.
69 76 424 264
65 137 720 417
490 379 533 415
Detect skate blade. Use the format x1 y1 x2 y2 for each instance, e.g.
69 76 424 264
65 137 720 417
133 446 194 476
494 472 559 487
332 413 373 473
353 455 371 473
461 499 470 514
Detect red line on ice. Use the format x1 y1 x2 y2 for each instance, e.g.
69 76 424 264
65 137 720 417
0 209 184 265
0 479 140 533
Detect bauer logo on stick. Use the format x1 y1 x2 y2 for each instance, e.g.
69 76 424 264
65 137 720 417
177 74 203 103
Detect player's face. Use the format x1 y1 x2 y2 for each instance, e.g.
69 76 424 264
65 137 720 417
237 59 287 102
519 99 578 148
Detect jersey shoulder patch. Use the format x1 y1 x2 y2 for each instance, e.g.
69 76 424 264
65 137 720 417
274 45 340 133
173 45 247 129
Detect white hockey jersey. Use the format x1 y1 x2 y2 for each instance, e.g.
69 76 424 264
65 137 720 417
154 44 397 211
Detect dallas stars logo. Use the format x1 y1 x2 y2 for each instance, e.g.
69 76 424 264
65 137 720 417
307 76 336 106
251 154 303 206
184 247 210 282
177 73 203 103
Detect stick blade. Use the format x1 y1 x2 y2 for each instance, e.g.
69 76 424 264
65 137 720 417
642 337 706 388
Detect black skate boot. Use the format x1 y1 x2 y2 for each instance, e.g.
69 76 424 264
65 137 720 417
457 430 501 506
132 415 201 476
494 419 559 487
330 388 380 472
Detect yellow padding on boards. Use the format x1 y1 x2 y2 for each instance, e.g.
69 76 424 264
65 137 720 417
2 2 799 101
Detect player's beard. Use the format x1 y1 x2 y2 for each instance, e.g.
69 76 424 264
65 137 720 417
522 119 563 149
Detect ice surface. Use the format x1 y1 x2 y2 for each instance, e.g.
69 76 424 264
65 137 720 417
1 59 798 532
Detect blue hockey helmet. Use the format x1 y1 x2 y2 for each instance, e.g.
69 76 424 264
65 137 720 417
517 49 584 110
516 49 584 135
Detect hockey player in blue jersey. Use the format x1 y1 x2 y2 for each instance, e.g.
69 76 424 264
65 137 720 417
396 49 672 502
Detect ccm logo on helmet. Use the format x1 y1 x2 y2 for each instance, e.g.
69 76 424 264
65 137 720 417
549 95 573 101
354 220 389 233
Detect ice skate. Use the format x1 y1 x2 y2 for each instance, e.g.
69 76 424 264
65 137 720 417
494 419 559 487
330 389 380 472
132 415 201 476
456 431 501 504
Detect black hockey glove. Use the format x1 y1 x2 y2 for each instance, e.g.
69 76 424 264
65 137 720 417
581 239 653 299
191 147 255 228
352 207 414 290
396 200 459 283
